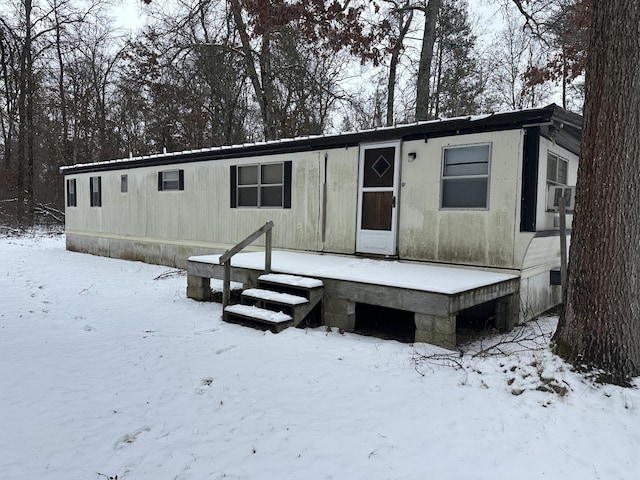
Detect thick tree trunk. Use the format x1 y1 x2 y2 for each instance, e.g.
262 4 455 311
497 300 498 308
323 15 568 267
415 0 441 121
553 1 640 383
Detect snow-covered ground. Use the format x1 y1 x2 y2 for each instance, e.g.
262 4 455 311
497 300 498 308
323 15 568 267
1 234 638 480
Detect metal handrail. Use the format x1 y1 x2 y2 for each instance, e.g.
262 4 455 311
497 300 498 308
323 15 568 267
221 221 274 309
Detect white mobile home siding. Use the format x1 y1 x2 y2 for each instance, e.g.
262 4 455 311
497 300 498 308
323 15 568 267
65 147 362 263
66 129 529 269
398 130 524 269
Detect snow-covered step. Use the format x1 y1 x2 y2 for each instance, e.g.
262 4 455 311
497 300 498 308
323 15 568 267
223 304 293 333
242 288 309 306
255 274 324 328
258 273 324 289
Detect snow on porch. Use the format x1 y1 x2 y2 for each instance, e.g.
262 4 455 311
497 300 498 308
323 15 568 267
188 251 517 294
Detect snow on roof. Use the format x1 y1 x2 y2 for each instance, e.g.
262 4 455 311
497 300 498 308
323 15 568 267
189 251 517 295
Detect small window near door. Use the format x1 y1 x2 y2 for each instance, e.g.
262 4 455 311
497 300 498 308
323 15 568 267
441 143 491 209
121 174 128 193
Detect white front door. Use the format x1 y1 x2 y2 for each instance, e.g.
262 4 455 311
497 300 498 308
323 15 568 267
356 142 400 256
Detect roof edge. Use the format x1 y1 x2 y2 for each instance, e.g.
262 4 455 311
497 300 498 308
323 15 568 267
61 104 580 175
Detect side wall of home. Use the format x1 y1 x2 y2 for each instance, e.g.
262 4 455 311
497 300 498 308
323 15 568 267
66 129 529 269
513 138 579 320
64 128 575 287
64 147 360 266
397 130 524 269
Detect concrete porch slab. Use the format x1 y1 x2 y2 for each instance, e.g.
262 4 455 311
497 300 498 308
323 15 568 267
189 251 517 295
187 250 520 349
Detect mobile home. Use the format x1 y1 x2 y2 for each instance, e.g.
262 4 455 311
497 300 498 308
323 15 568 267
61 104 581 347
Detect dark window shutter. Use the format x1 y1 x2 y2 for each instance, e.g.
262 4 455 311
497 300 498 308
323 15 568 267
179 169 184 190
158 172 163 191
230 165 237 208
97 177 102 207
89 178 94 206
283 161 292 209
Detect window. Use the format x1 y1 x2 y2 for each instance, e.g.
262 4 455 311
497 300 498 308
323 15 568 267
121 174 128 193
547 152 568 185
230 161 292 208
158 169 184 191
441 143 491 209
90 176 101 207
66 179 77 207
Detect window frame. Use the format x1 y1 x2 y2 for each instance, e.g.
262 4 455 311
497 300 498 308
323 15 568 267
89 176 102 207
233 162 288 209
66 179 77 207
546 152 569 186
440 143 492 210
121 174 128 193
157 169 184 191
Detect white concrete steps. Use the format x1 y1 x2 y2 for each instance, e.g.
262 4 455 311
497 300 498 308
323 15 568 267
223 274 324 333
223 304 293 333
258 273 324 289
242 288 309 306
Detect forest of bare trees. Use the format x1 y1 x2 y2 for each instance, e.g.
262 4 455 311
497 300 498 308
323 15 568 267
0 0 585 226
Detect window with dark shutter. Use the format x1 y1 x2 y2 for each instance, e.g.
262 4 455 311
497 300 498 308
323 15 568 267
90 176 102 207
158 169 184 191
231 161 291 208
66 179 77 207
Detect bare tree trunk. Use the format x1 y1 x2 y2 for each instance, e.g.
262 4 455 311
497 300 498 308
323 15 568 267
16 0 33 223
386 5 413 127
0 29 16 171
553 0 640 384
259 30 278 140
54 3 70 165
415 0 441 121
26 41 34 222
229 0 278 140
432 36 444 118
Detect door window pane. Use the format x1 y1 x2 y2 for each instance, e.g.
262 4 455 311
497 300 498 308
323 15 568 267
361 191 393 230
363 147 395 188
